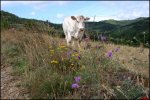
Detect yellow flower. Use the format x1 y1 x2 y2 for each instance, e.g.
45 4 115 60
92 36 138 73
50 50 54 54
50 50 54 52
74 53 79 56
64 48 68 50
72 54 75 57
57 47 61 50
51 60 58 64
60 45 66 48
71 63 74 66
49 46 52 48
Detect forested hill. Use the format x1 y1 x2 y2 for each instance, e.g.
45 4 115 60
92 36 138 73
85 17 149 45
1 10 62 33
85 17 149 34
1 10 149 46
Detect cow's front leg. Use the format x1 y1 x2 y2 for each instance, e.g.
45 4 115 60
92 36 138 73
66 34 72 46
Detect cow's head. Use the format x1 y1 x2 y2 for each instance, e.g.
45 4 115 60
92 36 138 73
71 16 90 39
71 15 90 38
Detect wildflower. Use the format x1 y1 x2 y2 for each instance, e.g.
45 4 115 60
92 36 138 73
74 53 79 56
50 50 54 52
57 47 61 50
51 60 58 64
49 46 52 48
78 56 81 60
72 54 75 57
107 51 113 58
74 76 81 83
67 51 72 58
73 49 78 52
100 35 106 41
71 63 74 66
115 47 120 52
64 47 68 50
60 45 66 48
71 83 79 89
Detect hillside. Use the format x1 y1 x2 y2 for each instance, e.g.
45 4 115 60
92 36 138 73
110 18 149 41
101 17 147 26
1 10 149 46
1 29 149 99
1 10 63 36
1 10 149 99
85 21 118 32
85 17 149 46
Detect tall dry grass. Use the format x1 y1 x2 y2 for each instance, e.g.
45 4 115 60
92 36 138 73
1 29 59 97
1 29 149 99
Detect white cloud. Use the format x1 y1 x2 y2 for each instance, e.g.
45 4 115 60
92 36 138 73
31 11 36 16
1 1 69 6
57 13 64 19
1 1 69 9
1 1 12 6
116 7 149 20
52 1 69 6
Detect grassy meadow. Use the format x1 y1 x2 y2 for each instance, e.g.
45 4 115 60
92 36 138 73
1 29 149 99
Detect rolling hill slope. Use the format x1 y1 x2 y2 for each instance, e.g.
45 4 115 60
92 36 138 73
1 10 149 46
1 10 62 31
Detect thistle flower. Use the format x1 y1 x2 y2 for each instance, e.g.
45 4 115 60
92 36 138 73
107 51 113 58
71 83 79 89
100 35 106 41
78 56 81 60
67 51 72 59
74 76 81 83
73 49 78 52
115 47 120 52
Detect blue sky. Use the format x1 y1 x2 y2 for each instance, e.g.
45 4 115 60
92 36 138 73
1 1 149 24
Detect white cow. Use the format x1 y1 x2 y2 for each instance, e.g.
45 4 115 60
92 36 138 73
62 15 90 48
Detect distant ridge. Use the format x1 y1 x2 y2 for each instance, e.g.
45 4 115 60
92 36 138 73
1 10 149 45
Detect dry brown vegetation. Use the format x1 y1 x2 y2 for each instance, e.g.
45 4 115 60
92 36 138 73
1 29 149 99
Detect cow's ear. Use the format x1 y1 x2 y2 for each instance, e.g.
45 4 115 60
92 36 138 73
84 17 90 21
71 16 77 20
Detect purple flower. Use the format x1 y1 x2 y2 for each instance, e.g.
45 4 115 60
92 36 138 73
73 49 78 52
78 56 81 60
115 47 120 52
67 51 72 58
71 83 79 89
74 76 81 83
107 51 113 58
100 35 106 41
